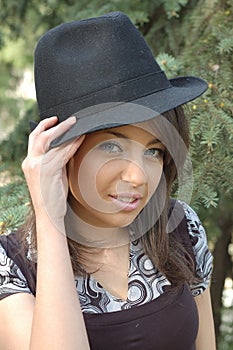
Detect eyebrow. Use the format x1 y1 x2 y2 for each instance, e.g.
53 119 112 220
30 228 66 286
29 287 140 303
102 131 162 147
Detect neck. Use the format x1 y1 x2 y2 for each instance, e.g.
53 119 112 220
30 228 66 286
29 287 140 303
64 203 130 248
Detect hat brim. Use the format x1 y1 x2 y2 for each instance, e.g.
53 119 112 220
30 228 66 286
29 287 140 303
49 76 207 148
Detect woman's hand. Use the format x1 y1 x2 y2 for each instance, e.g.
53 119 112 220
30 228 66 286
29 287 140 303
22 116 85 231
20 118 90 350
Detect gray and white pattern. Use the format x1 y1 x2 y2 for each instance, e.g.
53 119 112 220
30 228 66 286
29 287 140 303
0 202 213 312
74 202 213 313
181 202 213 296
0 243 31 296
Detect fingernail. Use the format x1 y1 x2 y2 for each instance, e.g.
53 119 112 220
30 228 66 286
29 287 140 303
67 116 76 124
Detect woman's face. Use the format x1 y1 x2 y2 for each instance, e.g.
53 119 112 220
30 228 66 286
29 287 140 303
67 122 165 228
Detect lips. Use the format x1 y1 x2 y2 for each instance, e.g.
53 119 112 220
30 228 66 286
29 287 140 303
109 193 143 211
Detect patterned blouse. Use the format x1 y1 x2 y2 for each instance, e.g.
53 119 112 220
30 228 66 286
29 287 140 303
0 202 213 314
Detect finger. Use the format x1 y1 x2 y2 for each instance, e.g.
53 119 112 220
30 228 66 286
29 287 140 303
32 116 58 136
51 135 86 166
44 116 77 151
41 134 86 169
61 135 86 165
28 117 77 155
27 116 58 154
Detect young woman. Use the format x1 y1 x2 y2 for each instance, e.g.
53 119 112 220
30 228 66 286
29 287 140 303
0 12 216 350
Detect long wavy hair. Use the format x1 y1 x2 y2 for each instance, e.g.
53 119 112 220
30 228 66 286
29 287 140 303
18 106 196 287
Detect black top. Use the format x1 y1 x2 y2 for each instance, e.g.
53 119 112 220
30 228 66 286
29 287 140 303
0 201 213 349
83 283 198 350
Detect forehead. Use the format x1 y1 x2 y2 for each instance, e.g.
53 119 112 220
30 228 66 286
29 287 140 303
72 121 163 162
89 120 159 141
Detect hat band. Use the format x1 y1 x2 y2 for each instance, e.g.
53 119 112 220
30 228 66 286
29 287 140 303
40 70 172 120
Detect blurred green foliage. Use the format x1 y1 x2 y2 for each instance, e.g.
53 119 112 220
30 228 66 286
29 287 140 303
0 0 232 346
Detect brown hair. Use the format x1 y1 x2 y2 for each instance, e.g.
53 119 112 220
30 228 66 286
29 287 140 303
18 106 196 286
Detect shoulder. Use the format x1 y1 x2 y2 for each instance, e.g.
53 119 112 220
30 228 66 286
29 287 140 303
0 232 35 300
178 201 208 248
179 201 204 227
178 201 213 296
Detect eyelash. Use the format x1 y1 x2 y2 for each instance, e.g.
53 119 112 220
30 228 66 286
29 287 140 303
99 141 164 159
99 141 123 153
144 148 165 160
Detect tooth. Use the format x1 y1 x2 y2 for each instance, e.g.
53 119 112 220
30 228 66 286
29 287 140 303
118 197 134 203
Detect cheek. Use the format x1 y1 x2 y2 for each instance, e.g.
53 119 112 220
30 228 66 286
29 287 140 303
96 160 163 195
69 153 120 213
146 162 164 195
70 155 99 201
95 160 120 194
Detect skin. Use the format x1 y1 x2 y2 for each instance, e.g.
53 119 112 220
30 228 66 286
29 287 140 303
67 124 164 227
0 117 216 349
0 117 90 350
195 287 216 349
68 123 164 298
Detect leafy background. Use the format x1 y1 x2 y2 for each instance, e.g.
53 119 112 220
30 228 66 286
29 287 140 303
0 0 232 348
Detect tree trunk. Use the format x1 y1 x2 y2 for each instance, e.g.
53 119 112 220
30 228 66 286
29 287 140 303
211 217 233 342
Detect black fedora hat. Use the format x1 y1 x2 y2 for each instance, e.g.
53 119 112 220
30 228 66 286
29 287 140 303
34 11 207 148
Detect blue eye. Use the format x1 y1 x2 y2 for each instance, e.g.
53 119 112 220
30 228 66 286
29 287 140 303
144 148 164 159
99 141 123 154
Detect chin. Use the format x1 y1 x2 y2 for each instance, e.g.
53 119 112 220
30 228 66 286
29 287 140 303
103 212 140 228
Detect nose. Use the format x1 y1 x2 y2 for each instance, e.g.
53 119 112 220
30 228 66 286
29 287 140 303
121 160 147 187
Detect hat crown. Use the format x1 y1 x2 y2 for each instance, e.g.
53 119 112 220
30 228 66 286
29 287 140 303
35 12 161 119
